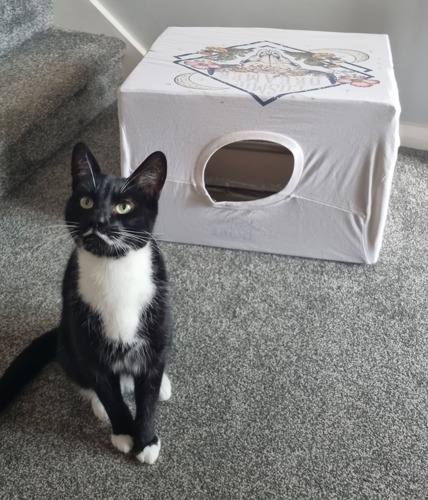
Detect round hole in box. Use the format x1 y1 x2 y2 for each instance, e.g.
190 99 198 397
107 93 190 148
204 139 295 203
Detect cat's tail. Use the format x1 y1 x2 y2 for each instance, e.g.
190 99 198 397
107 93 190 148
0 328 58 412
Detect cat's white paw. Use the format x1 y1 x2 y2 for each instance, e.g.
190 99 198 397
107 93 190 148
111 434 133 454
136 439 161 465
159 373 171 402
91 396 109 423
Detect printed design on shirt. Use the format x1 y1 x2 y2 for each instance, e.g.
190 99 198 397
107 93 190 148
173 41 379 106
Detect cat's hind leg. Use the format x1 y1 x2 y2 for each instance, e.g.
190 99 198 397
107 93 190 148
120 375 134 395
122 373 171 401
159 373 171 402
91 394 110 423
80 389 109 423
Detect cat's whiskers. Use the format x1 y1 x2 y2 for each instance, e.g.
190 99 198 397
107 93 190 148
110 236 133 255
119 177 135 195
33 230 76 252
44 221 78 227
122 228 166 244
117 228 151 240
120 177 141 195
114 237 139 253
119 231 150 242
42 223 81 239
118 233 151 250
15 230 76 277
142 229 166 239
110 234 127 248
85 151 97 189
43 224 71 229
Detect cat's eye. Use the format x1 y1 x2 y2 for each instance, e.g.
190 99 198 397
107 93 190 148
80 196 94 209
116 202 133 215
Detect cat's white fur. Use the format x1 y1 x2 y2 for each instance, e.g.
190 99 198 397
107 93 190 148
82 228 114 246
77 243 155 344
159 373 171 402
136 440 161 464
81 372 171 423
120 374 135 394
77 242 168 464
91 396 109 422
120 373 171 401
111 434 133 454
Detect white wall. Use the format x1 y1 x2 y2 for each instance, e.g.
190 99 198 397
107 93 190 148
53 0 143 77
98 0 428 128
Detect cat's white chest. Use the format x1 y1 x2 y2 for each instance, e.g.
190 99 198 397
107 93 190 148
77 244 156 344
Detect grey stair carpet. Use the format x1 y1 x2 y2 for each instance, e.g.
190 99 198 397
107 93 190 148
0 1 125 198
0 105 427 498
0 0 53 54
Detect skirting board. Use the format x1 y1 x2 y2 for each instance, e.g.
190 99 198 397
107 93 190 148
400 122 428 151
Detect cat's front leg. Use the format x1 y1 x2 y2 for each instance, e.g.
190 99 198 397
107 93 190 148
133 367 164 464
93 374 134 454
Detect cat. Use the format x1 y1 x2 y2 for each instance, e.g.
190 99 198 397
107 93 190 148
0 143 173 465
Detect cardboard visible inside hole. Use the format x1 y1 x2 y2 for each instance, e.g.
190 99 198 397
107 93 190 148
204 140 294 202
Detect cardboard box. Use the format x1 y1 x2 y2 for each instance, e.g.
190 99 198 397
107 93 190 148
119 27 400 263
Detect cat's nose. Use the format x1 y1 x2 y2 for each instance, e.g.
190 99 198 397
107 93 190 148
94 216 109 233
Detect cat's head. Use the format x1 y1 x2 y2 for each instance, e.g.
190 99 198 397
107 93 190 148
65 142 167 258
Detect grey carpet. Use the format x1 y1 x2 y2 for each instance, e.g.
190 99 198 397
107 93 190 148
0 105 427 499
0 0 53 54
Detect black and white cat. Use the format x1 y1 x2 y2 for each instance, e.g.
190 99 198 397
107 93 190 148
0 143 173 465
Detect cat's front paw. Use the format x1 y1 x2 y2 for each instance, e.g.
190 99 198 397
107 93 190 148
136 437 161 465
111 434 133 454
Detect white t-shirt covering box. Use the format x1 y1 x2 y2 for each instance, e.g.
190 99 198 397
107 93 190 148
119 27 400 263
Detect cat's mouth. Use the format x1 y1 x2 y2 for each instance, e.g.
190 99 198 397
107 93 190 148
83 229 115 246
80 228 118 255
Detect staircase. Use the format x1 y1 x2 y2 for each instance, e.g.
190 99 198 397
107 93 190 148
0 0 126 197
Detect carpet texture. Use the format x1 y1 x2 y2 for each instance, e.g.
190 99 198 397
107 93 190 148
0 1 125 198
0 0 52 54
0 105 427 499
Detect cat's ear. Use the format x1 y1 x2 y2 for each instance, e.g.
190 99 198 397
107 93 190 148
71 143 102 190
127 151 167 200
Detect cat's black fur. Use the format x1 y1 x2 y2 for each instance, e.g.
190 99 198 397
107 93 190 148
0 143 173 462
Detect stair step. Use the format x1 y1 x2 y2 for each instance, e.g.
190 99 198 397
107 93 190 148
0 28 125 197
0 28 125 144
0 0 53 54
